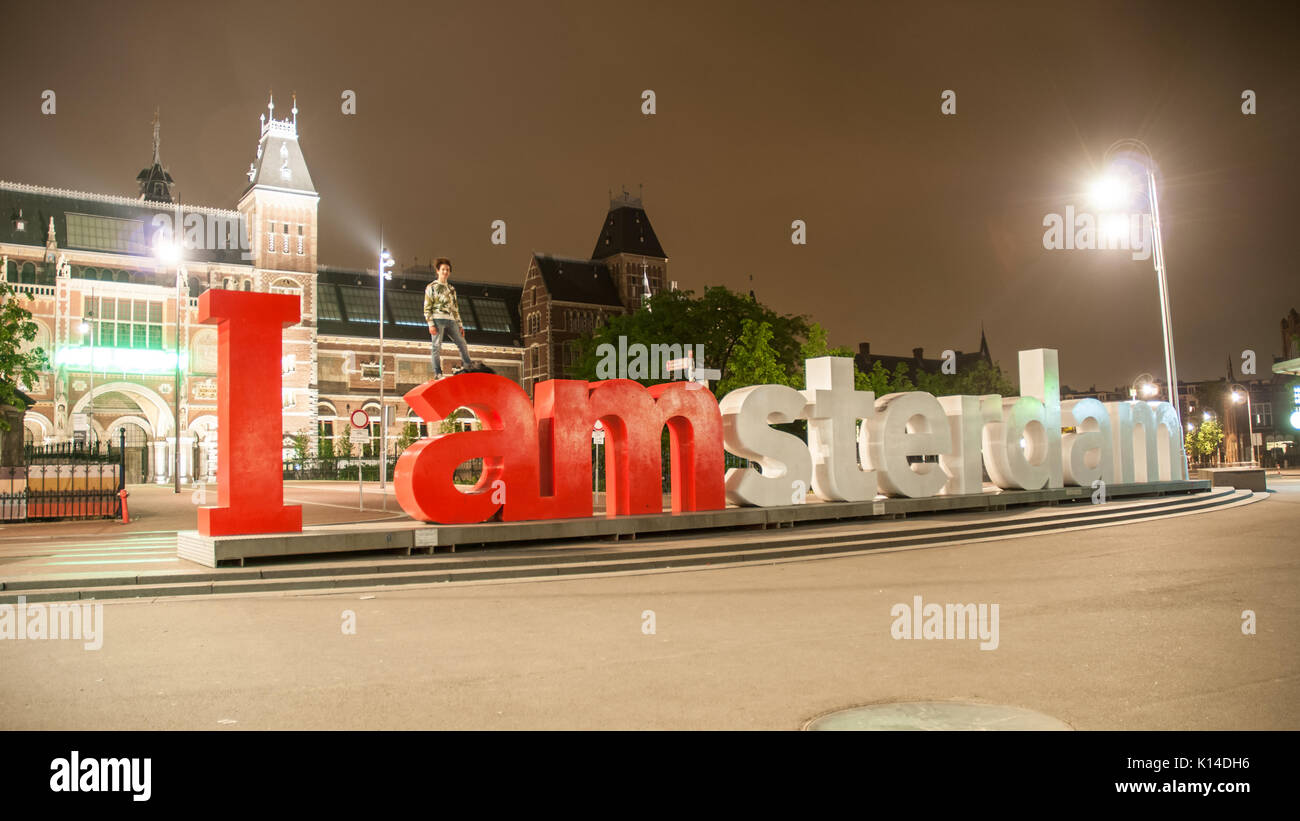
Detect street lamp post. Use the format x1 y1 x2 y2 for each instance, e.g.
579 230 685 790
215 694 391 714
1129 372 1158 401
155 237 184 493
174 266 185 493
80 293 95 448
1095 139 1180 426
378 241 394 500
1229 384 1255 466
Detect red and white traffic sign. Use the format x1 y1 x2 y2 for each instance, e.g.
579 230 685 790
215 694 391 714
350 409 369 429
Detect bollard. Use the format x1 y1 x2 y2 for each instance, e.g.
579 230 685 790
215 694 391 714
118 488 130 524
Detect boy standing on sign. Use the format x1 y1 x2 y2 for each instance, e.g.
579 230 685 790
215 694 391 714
424 258 473 379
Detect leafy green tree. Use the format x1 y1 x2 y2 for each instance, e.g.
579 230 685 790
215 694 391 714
800 321 855 361
334 427 353 459
0 281 50 430
290 432 311 463
716 319 794 395
857 360 915 396
570 286 810 395
1187 418 1225 463
914 359 1017 397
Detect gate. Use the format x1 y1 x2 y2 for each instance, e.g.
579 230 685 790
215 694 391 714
118 422 150 484
1 430 126 521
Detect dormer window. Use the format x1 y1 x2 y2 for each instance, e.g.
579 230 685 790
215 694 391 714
12 210 26 232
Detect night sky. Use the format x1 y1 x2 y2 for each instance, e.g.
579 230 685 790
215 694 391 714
2 0 1295 391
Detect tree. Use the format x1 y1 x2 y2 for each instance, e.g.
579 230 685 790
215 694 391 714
800 321 855 361
914 359 1017 397
716 319 793 395
334 427 353 459
569 286 810 396
858 360 915 396
1186 418 1225 463
0 281 50 431
290 432 311 463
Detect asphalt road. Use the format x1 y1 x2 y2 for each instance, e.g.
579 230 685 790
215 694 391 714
2 478 1296 730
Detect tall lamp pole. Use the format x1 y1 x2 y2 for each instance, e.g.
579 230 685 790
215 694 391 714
156 237 184 492
1097 139 1180 426
378 240 394 498
1229 384 1255 466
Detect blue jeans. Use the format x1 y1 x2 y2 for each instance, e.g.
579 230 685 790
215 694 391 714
431 318 472 377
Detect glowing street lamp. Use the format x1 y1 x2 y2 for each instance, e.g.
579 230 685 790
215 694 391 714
1129 372 1158 400
1229 383 1256 466
1094 139 1180 428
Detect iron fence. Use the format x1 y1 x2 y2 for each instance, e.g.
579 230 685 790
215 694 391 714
1 430 125 521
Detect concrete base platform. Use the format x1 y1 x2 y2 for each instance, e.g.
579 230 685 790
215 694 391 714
176 479 1211 568
1195 468 1268 492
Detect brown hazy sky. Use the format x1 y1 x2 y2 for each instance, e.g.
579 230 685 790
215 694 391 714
1 0 1296 390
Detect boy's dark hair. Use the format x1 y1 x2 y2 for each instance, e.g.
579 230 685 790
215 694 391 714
434 257 452 272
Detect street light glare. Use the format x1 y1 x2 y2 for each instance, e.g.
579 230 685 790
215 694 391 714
1089 174 1131 210
154 240 181 264
1140 383 1157 397
1232 391 1243 403
1203 411 1211 420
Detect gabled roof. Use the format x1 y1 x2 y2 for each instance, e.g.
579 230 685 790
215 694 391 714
136 163 175 203
243 96 316 196
533 254 622 306
591 205 666 260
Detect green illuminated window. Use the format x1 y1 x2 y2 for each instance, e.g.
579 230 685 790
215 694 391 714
89 297 164 350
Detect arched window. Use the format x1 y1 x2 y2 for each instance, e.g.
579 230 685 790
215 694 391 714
242 279 252 292
317 403 338 458
270 277 304 321
20 263 35 284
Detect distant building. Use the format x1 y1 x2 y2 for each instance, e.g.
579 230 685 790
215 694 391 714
520 188 668 394
854 328 992 377
0 96 523 483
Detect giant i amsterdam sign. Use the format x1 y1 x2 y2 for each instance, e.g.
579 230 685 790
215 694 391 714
195 292 1187 537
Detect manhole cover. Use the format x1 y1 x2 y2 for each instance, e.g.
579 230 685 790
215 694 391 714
805 701 1071 731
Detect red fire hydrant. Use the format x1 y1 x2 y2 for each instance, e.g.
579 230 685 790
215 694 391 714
118 488 130 524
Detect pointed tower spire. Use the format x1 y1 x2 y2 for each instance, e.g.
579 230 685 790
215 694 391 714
137 108 176 203
979 322 990 362
44 216 57 262
151 108 161 164
292 92 298 128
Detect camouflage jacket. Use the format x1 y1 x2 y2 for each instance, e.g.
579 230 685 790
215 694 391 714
423 280 461 324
